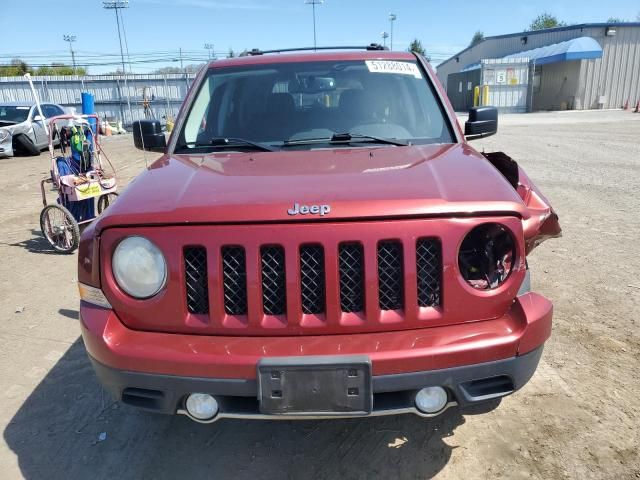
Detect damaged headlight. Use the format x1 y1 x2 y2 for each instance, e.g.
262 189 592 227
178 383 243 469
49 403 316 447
458 223 515 290
0 130 10 142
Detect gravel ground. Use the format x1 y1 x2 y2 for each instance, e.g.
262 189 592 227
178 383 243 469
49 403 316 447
0 110 638 479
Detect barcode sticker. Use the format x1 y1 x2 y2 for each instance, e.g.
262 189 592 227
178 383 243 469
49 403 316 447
365 61 422 79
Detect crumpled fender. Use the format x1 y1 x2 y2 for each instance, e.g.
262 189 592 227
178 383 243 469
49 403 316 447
517 166 561 254
483 152 561 254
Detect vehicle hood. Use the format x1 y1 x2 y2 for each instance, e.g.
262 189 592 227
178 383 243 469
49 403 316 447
0 122 25 134
96 143 530 230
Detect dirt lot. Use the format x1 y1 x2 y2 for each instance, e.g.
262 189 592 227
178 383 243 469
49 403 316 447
1 110 639 479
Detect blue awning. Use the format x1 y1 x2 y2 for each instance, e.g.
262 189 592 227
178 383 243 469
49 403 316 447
461 62 481 72
502 36 602 65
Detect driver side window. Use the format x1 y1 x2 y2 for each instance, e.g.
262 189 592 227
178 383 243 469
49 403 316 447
42 105 60 118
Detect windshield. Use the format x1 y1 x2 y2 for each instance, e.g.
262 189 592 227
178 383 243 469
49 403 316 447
0 105 31 123
176 59 454 152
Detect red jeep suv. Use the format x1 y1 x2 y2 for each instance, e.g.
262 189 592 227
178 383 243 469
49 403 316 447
78 46 560 423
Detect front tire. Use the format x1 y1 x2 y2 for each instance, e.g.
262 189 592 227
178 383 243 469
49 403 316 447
40 204 80 253
13 133 40 156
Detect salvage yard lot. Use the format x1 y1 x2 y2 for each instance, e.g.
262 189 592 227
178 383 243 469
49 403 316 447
0 110 638 479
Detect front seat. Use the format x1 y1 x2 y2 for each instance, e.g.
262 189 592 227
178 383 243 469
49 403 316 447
338 89 368 132
258 93 296 142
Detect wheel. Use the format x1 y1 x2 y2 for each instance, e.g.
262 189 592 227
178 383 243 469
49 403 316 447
97 192 119 214
13 133 41 156
40 204 80 253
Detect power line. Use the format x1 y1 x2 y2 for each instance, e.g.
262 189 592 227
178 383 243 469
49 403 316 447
117 6 133 73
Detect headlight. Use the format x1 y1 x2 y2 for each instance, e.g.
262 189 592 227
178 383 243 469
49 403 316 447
458 223 515 290
112 236 167 298
0 130 10 142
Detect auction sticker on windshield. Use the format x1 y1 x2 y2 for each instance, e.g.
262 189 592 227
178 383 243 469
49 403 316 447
365 60 422 79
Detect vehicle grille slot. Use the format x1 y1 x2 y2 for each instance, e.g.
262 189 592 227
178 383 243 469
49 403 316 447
300 245 325 314
416 238 441 307
184 247 209 314
222 246 248 315
377 241 404 311
261 246 287 315
339 243 365 313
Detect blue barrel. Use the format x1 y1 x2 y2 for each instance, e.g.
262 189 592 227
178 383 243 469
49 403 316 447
81 92 97 133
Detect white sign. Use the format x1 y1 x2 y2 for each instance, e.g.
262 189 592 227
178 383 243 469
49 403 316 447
496 70 507 84
365 60 422 79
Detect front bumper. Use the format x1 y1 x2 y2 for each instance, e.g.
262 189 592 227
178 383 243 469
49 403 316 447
89 346 543 421
0 135 13 158
80 292 552 419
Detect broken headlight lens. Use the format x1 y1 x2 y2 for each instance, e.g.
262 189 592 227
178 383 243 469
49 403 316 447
0 130 10 142
458 223 515 290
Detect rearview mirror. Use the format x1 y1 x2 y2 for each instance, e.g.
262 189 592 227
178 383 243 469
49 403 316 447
32 115 43 122
289 76 336 94
464 106 498 140
132 120 167 152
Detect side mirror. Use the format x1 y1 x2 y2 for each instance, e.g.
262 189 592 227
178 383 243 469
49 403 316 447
132 120 167 152
464 106 498 140
32 115 44 122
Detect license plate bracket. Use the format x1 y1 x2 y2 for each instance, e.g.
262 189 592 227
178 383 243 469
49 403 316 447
258 356 372 416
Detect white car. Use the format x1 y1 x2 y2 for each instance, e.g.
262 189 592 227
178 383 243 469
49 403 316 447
0 101 65 158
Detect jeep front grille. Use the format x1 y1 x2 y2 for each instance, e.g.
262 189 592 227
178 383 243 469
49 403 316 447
184 246 209 314
416 239 441 307
261 245 287 315
222 246 248 315
339 243 365 313
182 236 442 328
300 245 325 314
377 241 404 311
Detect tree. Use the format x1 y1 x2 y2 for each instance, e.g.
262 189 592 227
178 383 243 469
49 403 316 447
407 39 425 55
470 31 484 47
407 39 431 62
35 64 87 76
528 13 566 31
0 58 32 77
607 17 622 23
0 59 87 77
152 66 182 74
227 48 235 58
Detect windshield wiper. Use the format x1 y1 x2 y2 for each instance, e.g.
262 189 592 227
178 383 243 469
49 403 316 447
181 137 276 152
282 132 408 147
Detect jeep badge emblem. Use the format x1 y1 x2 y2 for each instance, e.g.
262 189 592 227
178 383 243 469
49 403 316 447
287 203 331 216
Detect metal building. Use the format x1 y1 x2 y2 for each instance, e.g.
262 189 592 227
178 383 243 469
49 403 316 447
437 22 640 111
0 73 196 125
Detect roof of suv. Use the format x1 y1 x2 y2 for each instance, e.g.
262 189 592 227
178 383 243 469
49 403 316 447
207 50 417 69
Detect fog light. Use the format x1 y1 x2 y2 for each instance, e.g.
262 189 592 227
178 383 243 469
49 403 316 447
185 393 219 420
415 387 448 414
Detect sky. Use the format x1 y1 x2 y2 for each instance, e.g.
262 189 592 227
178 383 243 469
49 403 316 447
1 0 638 73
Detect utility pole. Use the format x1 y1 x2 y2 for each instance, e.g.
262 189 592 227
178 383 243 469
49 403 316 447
381 31 389 48
103 1 129 75
63 35 77 74
389 13 398 50
204 43 215 60
118 6 133 73
389 13 397 50
103 1 132 125
305 0 323 50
